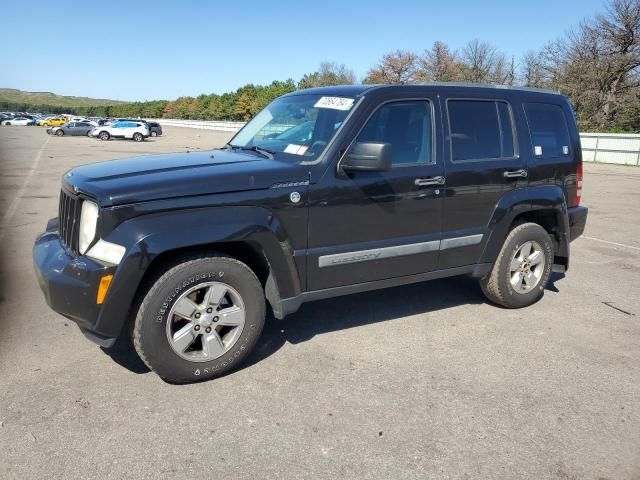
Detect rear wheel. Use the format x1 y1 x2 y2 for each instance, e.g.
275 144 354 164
133 255 266 383
133 132 143 142
55 130 64 136
480 222 553 308
99 131 110 141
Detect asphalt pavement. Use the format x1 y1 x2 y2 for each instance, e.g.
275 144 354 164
0 125 638 479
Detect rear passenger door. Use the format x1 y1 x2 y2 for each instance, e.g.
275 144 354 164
439 97 526 269
121 122 134 138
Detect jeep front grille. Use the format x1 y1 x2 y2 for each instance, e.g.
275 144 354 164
58 188 81 254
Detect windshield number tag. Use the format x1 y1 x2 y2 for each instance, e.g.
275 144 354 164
284 144 309 155
314 96 354 111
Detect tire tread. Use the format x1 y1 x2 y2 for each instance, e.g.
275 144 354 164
480 222 552 308
132 253 263 378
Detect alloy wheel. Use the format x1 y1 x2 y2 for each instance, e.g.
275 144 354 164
509 241 545 293
166 282 246 362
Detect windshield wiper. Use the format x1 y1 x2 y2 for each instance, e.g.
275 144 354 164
226 143 275 160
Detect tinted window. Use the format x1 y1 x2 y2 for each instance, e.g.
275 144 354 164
448 100 502 161
357 101 432 165
525 103 570 158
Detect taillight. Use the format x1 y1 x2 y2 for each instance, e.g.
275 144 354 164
572 163 583 207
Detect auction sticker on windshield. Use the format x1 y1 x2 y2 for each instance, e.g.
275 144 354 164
284 144 309 155
314 96 354 111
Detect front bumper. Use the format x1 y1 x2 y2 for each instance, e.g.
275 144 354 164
568 206 588 242
33 219 118 347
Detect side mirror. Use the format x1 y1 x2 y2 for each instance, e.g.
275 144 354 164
341 142 392 172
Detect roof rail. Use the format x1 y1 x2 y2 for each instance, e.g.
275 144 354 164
361 82 560 95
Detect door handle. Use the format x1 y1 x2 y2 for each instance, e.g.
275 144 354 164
503 169 528 179
414 176 445 187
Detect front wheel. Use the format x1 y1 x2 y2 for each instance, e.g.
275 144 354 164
480 222 553 308
55 130 64 136
133 132 143 142
99 131 110 141
133 255 266 383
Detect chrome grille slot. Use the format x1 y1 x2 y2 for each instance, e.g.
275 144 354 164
58 189 81 254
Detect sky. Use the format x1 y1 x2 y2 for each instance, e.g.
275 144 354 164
0 0 606 102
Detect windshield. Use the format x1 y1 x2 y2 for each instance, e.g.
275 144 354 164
228 94 356 160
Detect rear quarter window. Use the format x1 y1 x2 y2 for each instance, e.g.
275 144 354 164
524 103 571 158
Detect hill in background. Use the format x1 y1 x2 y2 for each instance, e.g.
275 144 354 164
0 88 127 108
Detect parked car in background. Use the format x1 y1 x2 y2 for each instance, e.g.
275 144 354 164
47 121 95 136
147 121 162 137
41 117 67 127
2 116 36 126
90 120 149 141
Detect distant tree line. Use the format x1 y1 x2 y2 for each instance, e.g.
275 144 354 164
5 0 638 132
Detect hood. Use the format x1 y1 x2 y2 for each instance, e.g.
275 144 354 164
65 149 310 206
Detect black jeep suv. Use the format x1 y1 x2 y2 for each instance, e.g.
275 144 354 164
33 84 588 383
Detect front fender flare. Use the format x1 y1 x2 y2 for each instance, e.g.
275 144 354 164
92 206 301 338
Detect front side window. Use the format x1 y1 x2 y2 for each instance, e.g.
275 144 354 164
448 100 516 161
356 101 432 165
229 94 356 160
524 103 571 158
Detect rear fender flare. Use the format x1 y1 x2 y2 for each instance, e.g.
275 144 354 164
479 185 569 265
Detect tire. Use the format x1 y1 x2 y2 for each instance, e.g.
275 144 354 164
99 131 110 141
5 122 11 126
133 132 143 142
151 131 157 137
480 222 554 308
133 254 266 383
55 130 64 136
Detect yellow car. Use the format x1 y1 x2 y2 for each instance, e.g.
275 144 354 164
40 117 67 127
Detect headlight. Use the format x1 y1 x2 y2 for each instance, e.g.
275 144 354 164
79 200 99 254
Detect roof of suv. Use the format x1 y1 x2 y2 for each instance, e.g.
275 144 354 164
286 83 563 98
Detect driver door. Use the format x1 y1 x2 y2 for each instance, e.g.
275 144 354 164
307 97 445 291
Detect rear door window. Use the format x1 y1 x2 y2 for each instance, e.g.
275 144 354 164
447 100 516 161
524 103 571 158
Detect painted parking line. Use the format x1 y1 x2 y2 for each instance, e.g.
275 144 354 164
582 236 640 251
0 135 50 242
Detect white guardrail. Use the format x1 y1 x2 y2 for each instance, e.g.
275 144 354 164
150 119 640 166
579 133 640 166
148 118 246 133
